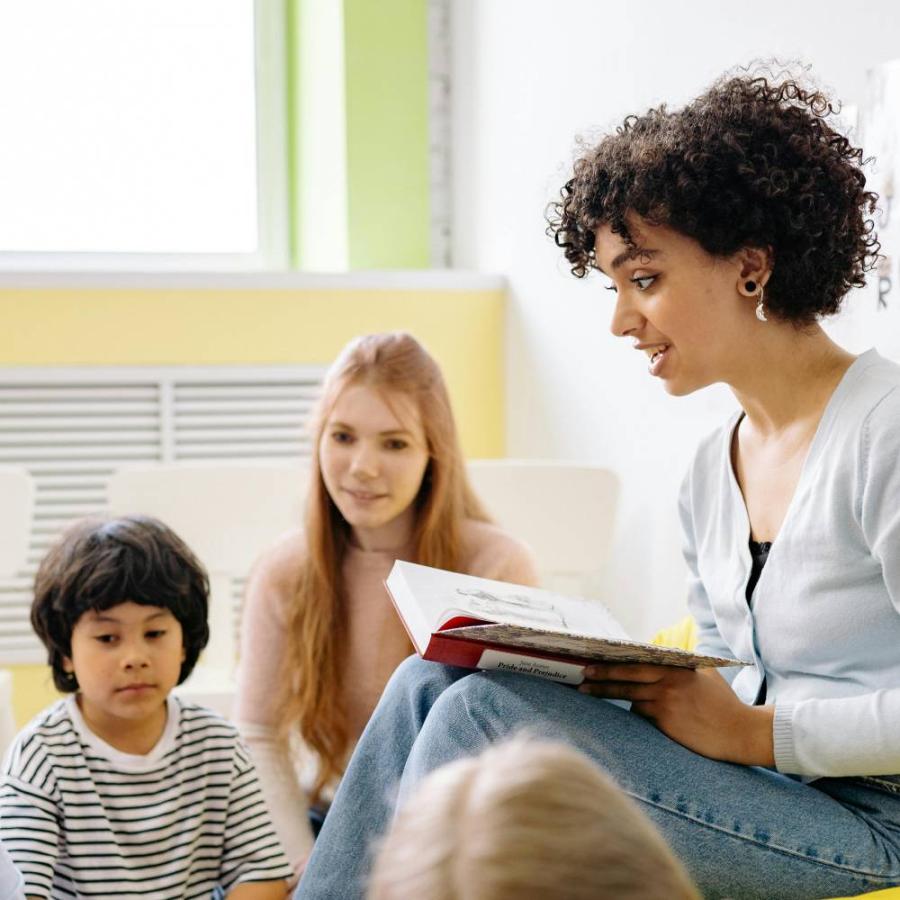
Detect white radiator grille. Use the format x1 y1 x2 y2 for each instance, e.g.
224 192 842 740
0 366 323 663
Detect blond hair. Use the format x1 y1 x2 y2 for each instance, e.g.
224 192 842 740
368 737 700 900
278 332 490 803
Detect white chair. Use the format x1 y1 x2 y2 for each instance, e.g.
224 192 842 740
0 466 36 760
106 459 619 717
468 460 619 601
107 461 308 717
0 466 33 579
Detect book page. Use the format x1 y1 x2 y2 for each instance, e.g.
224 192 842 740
444 622 744 669
391 561 630 641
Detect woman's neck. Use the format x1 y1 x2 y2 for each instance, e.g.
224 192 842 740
349 506 417 553
730 324 856 437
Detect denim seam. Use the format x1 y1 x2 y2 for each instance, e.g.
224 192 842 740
627 790 900 882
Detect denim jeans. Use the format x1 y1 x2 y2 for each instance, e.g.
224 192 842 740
295 656 900 900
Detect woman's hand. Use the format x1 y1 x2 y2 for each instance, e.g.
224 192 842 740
580 663 775 766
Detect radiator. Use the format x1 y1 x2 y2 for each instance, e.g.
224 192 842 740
0 365 324 663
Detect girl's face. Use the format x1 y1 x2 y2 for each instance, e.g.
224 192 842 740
319 383 430 549
594 219 754 396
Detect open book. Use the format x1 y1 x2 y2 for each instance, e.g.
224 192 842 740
385 561 746 684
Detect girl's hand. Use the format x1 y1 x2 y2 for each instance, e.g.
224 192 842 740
580 663 775 766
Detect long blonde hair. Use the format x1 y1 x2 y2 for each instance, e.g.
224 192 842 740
279 332 489 802
368 737 701 900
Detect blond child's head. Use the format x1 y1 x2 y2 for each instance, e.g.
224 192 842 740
368 737 700 900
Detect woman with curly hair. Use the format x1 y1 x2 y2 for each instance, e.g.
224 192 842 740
295 71 900 900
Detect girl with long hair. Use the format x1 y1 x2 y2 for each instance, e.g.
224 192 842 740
233 332 538 874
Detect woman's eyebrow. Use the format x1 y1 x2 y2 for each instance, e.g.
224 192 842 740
596 247 660 274
329 421 413 437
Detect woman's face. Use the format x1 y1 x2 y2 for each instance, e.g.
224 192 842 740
319 383 430 549
594 218 753 396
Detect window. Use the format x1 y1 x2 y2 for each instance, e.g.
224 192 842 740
0 0 287 269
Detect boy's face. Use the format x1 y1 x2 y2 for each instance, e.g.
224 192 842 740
63 601 186 736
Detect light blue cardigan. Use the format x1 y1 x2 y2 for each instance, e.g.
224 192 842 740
680 349 900 778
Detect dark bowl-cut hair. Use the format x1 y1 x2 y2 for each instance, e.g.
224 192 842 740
31 515 210 692
547 66 881 324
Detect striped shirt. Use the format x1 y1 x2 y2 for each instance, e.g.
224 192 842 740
0 695 291 899
0 841 24 900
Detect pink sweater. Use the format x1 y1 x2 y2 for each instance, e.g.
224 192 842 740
233 519 539 865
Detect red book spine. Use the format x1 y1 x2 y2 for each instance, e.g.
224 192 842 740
422 633 595 670
421 633 491 668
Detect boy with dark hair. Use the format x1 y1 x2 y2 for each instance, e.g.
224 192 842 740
0 516 291 900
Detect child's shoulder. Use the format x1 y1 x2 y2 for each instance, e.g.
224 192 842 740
21 695 72 731
173 697 243 746
4 697 77 778
172 697 258 773
174 695 236 729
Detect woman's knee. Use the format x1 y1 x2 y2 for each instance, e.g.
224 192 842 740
388 654 436 689
381 656 468 714
403 671 592 788
431 670 636 756
426 669 558 738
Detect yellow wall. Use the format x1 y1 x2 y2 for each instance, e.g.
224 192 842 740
10 667 61 727
2 284 506 725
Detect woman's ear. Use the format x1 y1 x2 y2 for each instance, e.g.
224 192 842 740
736 245 773 291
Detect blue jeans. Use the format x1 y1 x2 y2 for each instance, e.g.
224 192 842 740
295 656 900 900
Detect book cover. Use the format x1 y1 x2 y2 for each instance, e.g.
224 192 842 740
385 561 746 685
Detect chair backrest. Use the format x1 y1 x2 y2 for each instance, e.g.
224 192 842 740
108 461 307 575
467 460 618 598
107 461 308 672
107 459 619 666
0 465 35 760
0 668 14 763
0 465 34 578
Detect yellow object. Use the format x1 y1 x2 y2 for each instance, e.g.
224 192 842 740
0 286 504 458
651 616 900 900
829 891 900 899
3 281 507 726
650 615 698 652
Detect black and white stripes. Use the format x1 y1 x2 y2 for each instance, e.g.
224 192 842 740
0 695 291 899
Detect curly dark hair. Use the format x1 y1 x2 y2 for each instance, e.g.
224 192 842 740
31 515 210 692
547 70 880 323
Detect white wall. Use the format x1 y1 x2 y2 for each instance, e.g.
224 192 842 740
451 0 900 636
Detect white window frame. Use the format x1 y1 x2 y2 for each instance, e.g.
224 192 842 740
0 0 289 273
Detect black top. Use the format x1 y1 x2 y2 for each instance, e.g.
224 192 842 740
747 539 772 705
746 539 772 605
